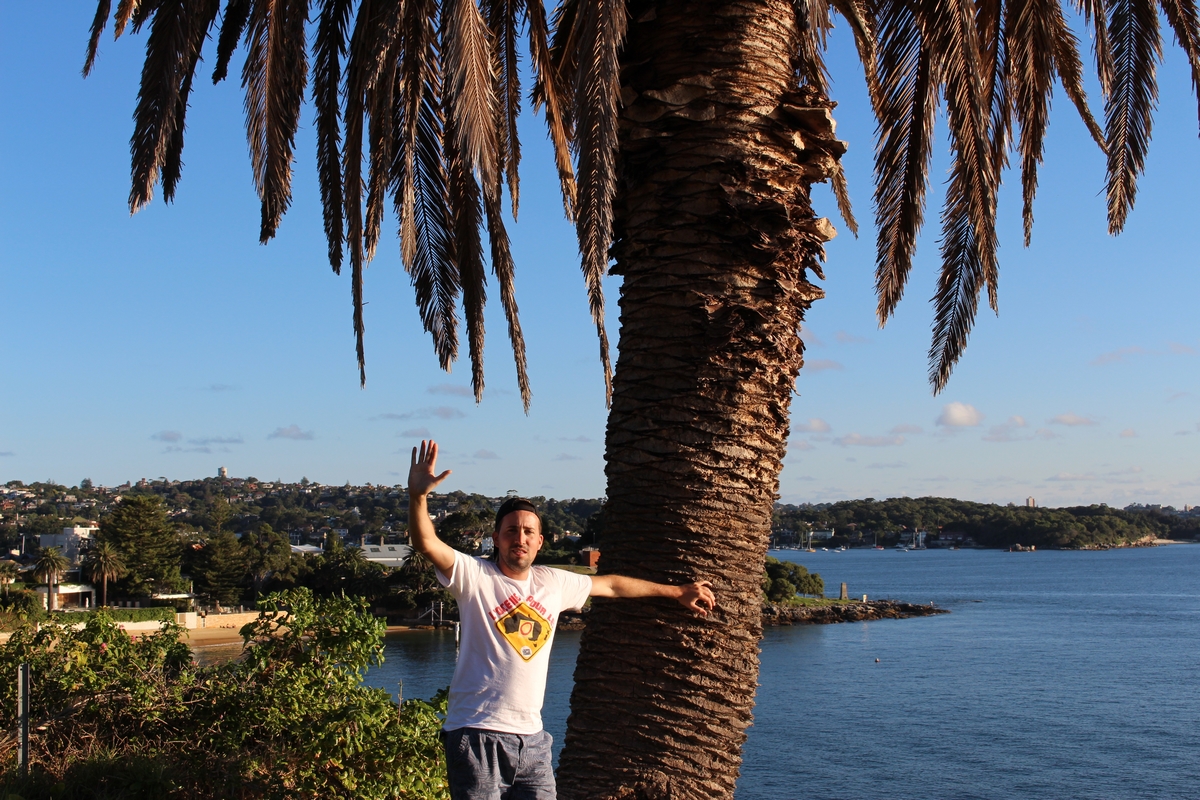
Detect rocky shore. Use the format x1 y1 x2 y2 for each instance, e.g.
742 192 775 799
555 600 946 630
762 599 947 626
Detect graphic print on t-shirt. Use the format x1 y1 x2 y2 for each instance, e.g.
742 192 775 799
494 601 552 661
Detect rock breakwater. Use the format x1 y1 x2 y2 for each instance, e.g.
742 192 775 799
762 600 947 626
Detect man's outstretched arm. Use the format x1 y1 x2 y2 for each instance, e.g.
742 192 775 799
408 440 457 575
589 575 716 616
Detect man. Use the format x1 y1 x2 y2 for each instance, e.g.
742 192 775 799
408 440 715 800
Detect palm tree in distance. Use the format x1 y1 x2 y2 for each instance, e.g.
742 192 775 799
35 547 71 613
84 541 127 607
83 1 1200 796
0 559 19 597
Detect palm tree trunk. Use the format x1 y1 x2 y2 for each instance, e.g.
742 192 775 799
102 574 108 607
556 2 844 798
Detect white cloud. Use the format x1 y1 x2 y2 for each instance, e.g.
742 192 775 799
400 427 431 438
866 461 905 469
189 435 243 446
937 402 983 427
794 418 831 433
1168 342 1196 355
798 323 824 347
552 453 581 461
1050 412 1097 426
1120 428 1137 438
1091 346 1147 365
428 383 473 397
835 331 869 344
833 433 905 447
474 449 500 460
805 359 843 373
151 431 182 442
983 416 1028 443
788 441 815 452
1036 428 1057 440
375 407 466 421
205 383 237 392
268 425 314 441
0 451 13 457
559 435 592 442
1047 472 1099 482
890 423 923 434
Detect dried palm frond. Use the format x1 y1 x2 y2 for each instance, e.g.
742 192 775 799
445 111 489 402
484 0 525 216
242 0 310 243
527 0 577 218
84 0 113 77
563 0 622 404
1160 0 1200 125
1102 0 1161 233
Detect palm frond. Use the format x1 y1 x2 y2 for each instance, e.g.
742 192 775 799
1049 4 1107 148
130 0 164 31
213 0 252 83
1158 0 1200 126
484 0 525 215
483 182 532 410
1078 0 1115 94
921 0 1000 384
163 0 222 202
566 0 623 405
794 0 833 93
830 160 859 236
830 0 882 108
114 0 143 37
395 15 462 370
873 0 937 323
445 111 489 402
527 0 578 218
84 0 112 76
1103 0 1161 233
396 0 462 370
313 0 354 272
127 0 197 212
242 0 310 243
928 177 986 391
444 0 502 198
364 30 402 262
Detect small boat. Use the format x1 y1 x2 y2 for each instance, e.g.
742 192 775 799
820 547 828 552
873 545 885 550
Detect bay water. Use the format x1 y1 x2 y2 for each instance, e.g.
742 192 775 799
365 545 1200 798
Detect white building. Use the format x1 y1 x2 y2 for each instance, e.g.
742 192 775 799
360 544 414 569
39 525 98 565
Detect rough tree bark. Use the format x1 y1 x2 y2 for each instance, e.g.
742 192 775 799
555 1 847 798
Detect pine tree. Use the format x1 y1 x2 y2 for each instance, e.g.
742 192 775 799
100 495 181 598
192 530 246 606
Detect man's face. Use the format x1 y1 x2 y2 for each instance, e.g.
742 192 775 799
495 509 543 578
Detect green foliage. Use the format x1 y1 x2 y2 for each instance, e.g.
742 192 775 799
0 590 449 799
100 495 183 597
774 497 1169 549
763 557 825 602
241 524 293 599
190 529 247 605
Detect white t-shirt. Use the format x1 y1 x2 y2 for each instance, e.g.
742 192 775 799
437 550 593 734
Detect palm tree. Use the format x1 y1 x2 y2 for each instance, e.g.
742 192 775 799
83 1 1200 795
0 559 19 597
83 541 126 607
35 547 71 612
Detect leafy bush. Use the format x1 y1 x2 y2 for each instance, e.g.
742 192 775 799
763 557 824 602
0 589 448 799
0 589 45 628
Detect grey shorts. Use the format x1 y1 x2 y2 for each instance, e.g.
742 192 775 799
443 727 556 800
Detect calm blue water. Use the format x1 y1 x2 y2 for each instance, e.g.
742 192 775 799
365 546 1200 798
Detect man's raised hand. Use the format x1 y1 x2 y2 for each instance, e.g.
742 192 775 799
677 580 717 616
409 440 452 498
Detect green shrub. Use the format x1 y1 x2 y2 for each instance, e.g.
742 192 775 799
0 591 449 799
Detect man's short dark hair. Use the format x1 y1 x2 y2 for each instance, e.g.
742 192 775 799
495 497 541 531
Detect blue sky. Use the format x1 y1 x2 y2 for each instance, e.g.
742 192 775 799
2 6 1198 507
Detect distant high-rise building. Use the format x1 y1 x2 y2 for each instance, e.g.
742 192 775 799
218 466 229 479
1026 497 1037 508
